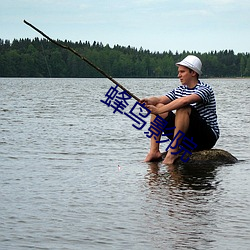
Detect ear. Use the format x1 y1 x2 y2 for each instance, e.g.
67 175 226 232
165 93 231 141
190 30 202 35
191 70 198 78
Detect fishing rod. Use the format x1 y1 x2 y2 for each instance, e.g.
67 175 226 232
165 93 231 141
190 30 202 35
23 20 140 102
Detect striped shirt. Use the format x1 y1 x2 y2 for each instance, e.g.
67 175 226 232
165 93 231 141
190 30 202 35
166 80 220 139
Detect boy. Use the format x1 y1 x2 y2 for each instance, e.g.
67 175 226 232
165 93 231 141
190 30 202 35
141 55 219 164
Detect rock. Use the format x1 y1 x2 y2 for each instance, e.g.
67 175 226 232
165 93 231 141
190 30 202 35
161 148 238 166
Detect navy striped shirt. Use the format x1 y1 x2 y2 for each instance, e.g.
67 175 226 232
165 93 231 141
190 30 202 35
166 80 220 139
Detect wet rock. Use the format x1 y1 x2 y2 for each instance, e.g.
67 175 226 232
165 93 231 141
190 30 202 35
161 149 238 166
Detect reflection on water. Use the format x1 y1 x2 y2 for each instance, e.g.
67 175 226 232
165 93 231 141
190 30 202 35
144 162 221 249
143 160 250 249
147 162 219 191
1 78 250 250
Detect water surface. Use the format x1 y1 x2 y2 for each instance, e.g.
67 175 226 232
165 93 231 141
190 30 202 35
1 78 250 249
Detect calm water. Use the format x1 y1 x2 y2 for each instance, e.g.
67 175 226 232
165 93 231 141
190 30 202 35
1 78 250 250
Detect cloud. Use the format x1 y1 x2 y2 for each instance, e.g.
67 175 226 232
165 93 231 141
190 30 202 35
79 3 89 10
206 0 237 4
134 0 168 5
1 0 250 53
199 0 250 10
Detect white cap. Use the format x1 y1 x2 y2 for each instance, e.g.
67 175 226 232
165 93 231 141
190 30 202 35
176 55 202 75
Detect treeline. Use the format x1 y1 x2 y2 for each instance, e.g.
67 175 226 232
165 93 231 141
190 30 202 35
0 38 250 78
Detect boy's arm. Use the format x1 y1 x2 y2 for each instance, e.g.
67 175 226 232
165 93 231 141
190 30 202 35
140 95 171 106
147 94 201 114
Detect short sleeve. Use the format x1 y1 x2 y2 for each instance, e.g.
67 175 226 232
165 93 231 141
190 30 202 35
166 86 183 101
166 90 176 101
195 86 212 104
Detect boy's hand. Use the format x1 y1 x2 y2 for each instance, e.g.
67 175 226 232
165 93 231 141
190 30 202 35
146 105 159 115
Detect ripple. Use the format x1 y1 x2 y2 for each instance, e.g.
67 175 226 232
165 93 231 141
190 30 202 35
0 78 250 250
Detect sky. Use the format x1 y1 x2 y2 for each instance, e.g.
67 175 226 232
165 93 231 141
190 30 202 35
1 0 250 53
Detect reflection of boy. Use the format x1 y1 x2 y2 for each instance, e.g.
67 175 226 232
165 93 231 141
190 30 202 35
140 55 219 164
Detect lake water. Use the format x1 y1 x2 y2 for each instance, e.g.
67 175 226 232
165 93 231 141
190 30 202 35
1 78 250 250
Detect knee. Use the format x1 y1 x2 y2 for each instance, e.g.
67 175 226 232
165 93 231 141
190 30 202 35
155 103 164 108
152 103 168 119
176 105 192 116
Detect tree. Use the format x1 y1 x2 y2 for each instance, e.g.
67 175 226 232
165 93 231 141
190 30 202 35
244 56 250 76
0 38 249 78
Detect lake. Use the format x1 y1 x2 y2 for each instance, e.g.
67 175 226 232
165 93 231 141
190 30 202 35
1 78 250 249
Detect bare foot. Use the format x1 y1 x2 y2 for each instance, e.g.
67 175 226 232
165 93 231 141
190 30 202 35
144 151 162 162
162 151 179 165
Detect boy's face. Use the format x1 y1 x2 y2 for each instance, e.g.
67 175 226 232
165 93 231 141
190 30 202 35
177 65 197 85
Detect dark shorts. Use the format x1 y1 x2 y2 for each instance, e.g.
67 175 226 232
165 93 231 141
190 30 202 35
164 107 217 151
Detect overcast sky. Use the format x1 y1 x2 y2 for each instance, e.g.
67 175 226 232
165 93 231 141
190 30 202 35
1 0 249 53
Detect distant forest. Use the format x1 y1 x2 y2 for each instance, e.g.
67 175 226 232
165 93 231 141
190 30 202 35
0 38 250 78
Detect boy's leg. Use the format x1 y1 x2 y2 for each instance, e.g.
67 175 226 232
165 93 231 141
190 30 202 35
163 106 191 164
144 104 169 162
163 106 217 164
185 107 217 150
